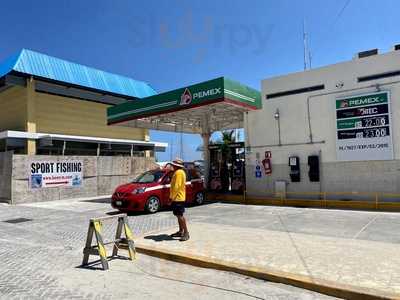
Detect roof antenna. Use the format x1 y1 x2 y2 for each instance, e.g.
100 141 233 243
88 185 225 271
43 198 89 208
303 19 312 70
303 19 307 70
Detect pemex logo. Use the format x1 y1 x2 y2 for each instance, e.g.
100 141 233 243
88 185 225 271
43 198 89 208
340 100 349 108
180 88 192 105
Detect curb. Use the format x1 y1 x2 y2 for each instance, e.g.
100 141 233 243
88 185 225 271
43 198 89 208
135 244 400 300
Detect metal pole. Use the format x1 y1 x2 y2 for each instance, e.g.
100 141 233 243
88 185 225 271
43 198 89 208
201 133 211 190
277 117 282 146
62 141 66 156
180 122 184 160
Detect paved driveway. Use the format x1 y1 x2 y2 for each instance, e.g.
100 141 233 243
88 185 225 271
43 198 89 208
0 199 341 299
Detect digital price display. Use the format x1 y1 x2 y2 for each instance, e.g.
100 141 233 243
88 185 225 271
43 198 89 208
335 91 393 161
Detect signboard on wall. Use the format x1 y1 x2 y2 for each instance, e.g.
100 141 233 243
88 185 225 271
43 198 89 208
335 91 393 161
30 160 83 189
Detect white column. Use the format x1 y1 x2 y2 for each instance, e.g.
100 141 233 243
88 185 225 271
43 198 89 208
201 132 211 189
62 141 66 156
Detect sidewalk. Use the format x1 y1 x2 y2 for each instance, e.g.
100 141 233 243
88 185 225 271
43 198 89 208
136 213 400 299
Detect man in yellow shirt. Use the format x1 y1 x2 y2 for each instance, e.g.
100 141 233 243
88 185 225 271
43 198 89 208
169 158 189 241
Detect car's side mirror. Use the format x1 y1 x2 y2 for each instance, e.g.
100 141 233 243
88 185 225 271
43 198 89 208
163 177 171 184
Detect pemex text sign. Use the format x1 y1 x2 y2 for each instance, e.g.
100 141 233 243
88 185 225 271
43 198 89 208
335 91 393 161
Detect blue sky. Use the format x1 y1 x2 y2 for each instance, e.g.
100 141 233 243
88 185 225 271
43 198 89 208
0 0 399 161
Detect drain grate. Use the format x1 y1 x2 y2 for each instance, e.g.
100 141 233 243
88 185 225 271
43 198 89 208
3 218 33 224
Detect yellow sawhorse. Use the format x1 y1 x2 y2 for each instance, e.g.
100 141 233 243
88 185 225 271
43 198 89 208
82 214 136 270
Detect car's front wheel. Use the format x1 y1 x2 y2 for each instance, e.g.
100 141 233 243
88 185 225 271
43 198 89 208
145 196 160 213
194 192 205 206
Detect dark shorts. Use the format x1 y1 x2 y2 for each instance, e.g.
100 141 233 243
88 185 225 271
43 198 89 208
171 201 185 216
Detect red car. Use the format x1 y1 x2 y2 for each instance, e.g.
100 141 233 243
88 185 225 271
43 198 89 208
111 168 205 213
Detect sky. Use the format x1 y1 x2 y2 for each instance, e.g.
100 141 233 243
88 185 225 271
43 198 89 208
0 0 399 161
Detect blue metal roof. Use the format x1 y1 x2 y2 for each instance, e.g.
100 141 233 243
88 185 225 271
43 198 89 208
0 49 156 99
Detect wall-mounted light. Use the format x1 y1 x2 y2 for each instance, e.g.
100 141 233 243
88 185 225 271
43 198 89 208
274 108 280 120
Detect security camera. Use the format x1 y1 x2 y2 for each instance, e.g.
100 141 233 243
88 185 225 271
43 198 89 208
335 82 344 89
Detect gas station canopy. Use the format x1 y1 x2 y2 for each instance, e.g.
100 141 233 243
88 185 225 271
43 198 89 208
107 77 261 134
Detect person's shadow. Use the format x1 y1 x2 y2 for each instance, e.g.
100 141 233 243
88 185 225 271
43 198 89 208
144 234 175 242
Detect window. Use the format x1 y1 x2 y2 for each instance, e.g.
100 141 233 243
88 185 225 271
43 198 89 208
357 71 400 83
266 84 325 99
133 170 164 183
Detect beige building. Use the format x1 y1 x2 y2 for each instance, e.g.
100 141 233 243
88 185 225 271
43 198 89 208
0 49 165 204
246 46 400 198
0 49 166 156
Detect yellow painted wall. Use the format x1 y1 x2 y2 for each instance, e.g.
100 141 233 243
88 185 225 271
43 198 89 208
34 92 147 140
0 86 27 131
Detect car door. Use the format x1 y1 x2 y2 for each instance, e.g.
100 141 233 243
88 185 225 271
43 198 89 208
185 169 194 203
190 167 204 196
160 172 172 206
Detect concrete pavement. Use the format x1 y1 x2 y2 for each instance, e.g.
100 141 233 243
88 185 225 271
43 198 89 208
136 203 400 299
0 199 339 299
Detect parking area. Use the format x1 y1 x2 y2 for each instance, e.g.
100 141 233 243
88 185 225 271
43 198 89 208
1 198 399 299
0 199 342 299
137 203 400 298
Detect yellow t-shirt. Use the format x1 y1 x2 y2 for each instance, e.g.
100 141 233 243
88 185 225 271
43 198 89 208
170 169 186 202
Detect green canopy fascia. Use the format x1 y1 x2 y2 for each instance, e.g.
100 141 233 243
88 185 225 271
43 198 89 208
107 77 261 134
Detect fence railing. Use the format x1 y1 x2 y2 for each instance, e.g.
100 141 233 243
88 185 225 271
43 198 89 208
208 191 400 211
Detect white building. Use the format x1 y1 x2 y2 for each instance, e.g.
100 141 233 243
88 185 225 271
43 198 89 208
245 46 400 198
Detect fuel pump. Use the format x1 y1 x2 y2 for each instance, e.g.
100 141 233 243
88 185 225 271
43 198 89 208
229 143 245 194
209 145 222 191
231 160 245 193
208 142 246 193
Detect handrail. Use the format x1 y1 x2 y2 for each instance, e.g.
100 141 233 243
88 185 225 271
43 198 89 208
209 190 400 212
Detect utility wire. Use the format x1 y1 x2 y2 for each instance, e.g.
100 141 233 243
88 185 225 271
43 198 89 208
310 0 352 58
331 0 351 29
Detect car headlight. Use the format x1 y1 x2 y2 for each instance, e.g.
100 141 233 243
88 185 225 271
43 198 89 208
132 187 146 194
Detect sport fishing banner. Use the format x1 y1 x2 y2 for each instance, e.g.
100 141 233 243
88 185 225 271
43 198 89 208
30 160 83 189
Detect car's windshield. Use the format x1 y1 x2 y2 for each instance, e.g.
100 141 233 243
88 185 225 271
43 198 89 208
133 170 164 183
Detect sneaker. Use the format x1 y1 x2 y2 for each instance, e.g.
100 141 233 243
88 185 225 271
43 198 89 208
170 231 183 238
180 233 190 242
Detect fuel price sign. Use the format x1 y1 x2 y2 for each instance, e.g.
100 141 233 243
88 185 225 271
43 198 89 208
335 91 393 161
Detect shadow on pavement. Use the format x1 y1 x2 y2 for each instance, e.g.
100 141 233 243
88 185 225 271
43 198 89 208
81 198 111 204
76 256 131 271
144 234 175 242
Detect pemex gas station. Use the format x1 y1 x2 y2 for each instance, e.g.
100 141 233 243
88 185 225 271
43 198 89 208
108 47 400 210
108 77 261 195
1 47 400 208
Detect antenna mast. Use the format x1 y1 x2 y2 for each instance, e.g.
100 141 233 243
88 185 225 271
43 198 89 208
303 19 312 70
303 20 307 70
